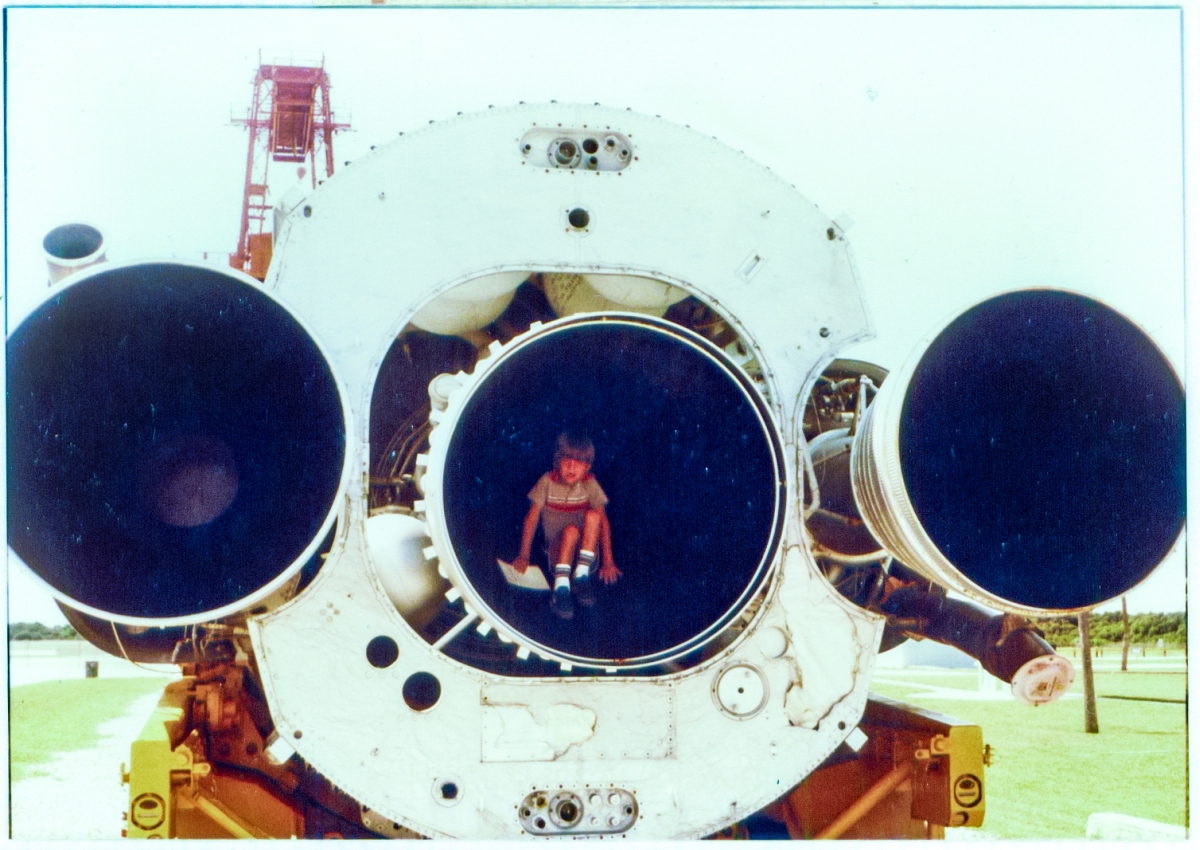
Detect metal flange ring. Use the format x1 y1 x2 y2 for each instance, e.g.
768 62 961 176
418 311 787 671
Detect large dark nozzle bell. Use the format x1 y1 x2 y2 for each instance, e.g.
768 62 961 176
852 289 1185 613
7 261 348 624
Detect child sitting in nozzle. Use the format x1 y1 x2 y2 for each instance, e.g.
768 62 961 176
512 432 620 619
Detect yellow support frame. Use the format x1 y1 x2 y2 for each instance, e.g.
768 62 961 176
121 678 196 838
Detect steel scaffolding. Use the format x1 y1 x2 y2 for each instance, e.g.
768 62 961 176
231 57 348 279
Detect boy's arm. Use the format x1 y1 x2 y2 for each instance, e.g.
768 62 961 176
512 502 542 573
597 508 621 584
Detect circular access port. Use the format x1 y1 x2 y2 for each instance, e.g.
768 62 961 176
438 316 785 668
432 776 463 808
568 208 590 229
366 635 399 669
553 139 579 166
402 672 441 711
582 138 599 154
550 793 583 828
713 663 768 718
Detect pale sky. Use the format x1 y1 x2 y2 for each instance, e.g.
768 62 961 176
4 5 1190 623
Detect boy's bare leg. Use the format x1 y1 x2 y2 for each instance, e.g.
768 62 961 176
551 526 579 619
575 511 601 576
572 511 603 607
581 510 601 554
556 525 581 568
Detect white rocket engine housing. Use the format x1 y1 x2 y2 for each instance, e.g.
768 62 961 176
250 104 883 839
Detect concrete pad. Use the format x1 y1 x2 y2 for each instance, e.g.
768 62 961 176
1085 812 1187 841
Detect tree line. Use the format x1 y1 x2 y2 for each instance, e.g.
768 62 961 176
8 622 80 641
6 613 1186 647
1031 611 1186 648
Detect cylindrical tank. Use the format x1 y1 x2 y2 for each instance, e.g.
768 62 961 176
6 260 350 625
543 272 682 318
365 507 447 629
408 271 527 336
583 273 689 312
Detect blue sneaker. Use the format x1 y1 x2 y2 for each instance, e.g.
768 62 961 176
552 585 574 619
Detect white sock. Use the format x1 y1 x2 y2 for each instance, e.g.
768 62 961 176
554 563 571 592
575 550 595 579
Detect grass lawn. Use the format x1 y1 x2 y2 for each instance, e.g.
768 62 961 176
9 678 169 781
871 661 1187 839
6 660 1185 840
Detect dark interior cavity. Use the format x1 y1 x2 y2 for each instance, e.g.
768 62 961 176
442 321 783 662
42 223 104 261
899 290 1185 610
7 263 346 620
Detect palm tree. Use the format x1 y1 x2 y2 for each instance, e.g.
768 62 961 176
1120 597 1130 672
1079 611 1099 733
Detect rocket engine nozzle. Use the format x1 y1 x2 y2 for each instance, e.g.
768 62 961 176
43 223 107 284
420 314 787 670
6 261 349 625
851 289 1185 614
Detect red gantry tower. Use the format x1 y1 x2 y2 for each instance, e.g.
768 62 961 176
231 56 349 280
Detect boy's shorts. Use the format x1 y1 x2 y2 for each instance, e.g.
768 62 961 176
542 509 587 563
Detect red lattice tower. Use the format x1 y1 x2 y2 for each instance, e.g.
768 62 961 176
231 57 348 280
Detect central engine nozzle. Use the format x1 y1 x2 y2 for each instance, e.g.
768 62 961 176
7 261 348 624
851 289 1185 613
421 314 786 670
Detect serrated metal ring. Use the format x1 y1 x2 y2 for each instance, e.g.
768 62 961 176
420 312 786 671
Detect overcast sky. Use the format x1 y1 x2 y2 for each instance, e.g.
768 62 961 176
4 5 1189 623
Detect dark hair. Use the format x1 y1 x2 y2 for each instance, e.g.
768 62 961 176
553 431 595 467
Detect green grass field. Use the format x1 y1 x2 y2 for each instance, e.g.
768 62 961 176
9 678 168 781
872 659 1188 839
